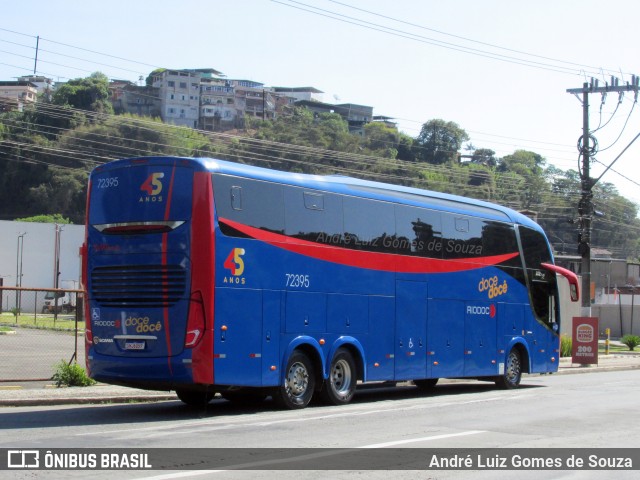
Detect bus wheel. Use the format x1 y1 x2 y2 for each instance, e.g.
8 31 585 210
320 349 356 405
414 378 438 391
176 389 215 406
273 350 315 409
495 348 522 389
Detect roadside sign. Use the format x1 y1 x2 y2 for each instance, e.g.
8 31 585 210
572 317 598 365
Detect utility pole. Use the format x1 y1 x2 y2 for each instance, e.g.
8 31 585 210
566 76 640 314
33 36 39 75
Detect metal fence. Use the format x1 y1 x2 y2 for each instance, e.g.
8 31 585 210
0 286 84 382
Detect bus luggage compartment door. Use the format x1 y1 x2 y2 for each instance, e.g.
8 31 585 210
427 298 464 379
213 288 263 386
394 281 427 381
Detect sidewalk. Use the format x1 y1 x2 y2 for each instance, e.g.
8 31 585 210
1 352 639 407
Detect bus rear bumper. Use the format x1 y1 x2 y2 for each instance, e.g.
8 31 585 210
87 352 201 391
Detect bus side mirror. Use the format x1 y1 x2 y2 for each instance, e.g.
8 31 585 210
541 262 580 302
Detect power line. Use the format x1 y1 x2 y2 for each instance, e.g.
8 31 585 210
325 0 628 78
272 0 617 78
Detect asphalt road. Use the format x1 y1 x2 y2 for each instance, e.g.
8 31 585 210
0 326 83 381
1 369 639 479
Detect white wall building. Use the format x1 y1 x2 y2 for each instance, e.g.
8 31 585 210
0 221 84 313
152 69 202 128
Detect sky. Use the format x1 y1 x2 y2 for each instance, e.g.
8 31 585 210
1 0 640 207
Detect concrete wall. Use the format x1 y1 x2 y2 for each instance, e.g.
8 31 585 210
0 220 84 312
592 303 640 338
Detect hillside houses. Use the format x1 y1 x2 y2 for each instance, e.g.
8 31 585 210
2 67 386 134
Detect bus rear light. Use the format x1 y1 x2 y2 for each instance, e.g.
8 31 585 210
185 329 201 347
94 221 185 235
185 291 205 348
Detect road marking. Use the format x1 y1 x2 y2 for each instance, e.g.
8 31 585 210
132 430 486 479
359 430 486 448
77 394 520 439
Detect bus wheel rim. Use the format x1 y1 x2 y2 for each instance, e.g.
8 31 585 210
285 362 309 397
506 352 521 383
331 359 352 395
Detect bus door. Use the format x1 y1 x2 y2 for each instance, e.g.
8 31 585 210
395 281 427 380
213 288 263 386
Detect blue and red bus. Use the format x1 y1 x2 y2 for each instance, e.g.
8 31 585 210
83 156 579 409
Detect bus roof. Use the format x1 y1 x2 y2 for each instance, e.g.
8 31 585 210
95 156 542 229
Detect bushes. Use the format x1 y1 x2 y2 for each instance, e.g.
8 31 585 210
620 335 640 351
560 335 572 357
51 360 96 387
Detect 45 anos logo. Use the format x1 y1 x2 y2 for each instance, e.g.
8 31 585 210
139 172 164 202
223 248 246 285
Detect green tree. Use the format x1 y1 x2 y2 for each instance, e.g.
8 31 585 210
26 169 87 224
56 114 216 164
14 214 71 223
413 119 469 164
470 148 498 167
498 150 549 209
363 122 400 158
52 72 113 114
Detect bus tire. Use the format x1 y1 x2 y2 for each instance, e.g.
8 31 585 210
273 350 315 410
495 348 522 389
320 349 356 405
176 389 215 406
414 378 439 391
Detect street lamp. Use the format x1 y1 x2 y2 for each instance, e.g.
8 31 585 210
54 224 64 289
15 232 26 311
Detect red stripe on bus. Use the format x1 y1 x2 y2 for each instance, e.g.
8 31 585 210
161 163 177 374
218 218 518 273
189 172 215 384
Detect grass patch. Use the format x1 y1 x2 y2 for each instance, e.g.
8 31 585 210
561 336 631 356
599 343 630 353
0 312 83 332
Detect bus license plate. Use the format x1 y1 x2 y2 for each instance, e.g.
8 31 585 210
124 341 145 351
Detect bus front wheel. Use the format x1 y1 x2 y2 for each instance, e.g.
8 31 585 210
320 349 356 405
495 348 522 389
273 350 315 409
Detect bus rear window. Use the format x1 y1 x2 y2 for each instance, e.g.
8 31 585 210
89 164 193 227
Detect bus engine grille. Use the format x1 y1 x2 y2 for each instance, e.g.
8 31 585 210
90 265 187 308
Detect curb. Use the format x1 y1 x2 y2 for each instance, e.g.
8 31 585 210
0 394 177 407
